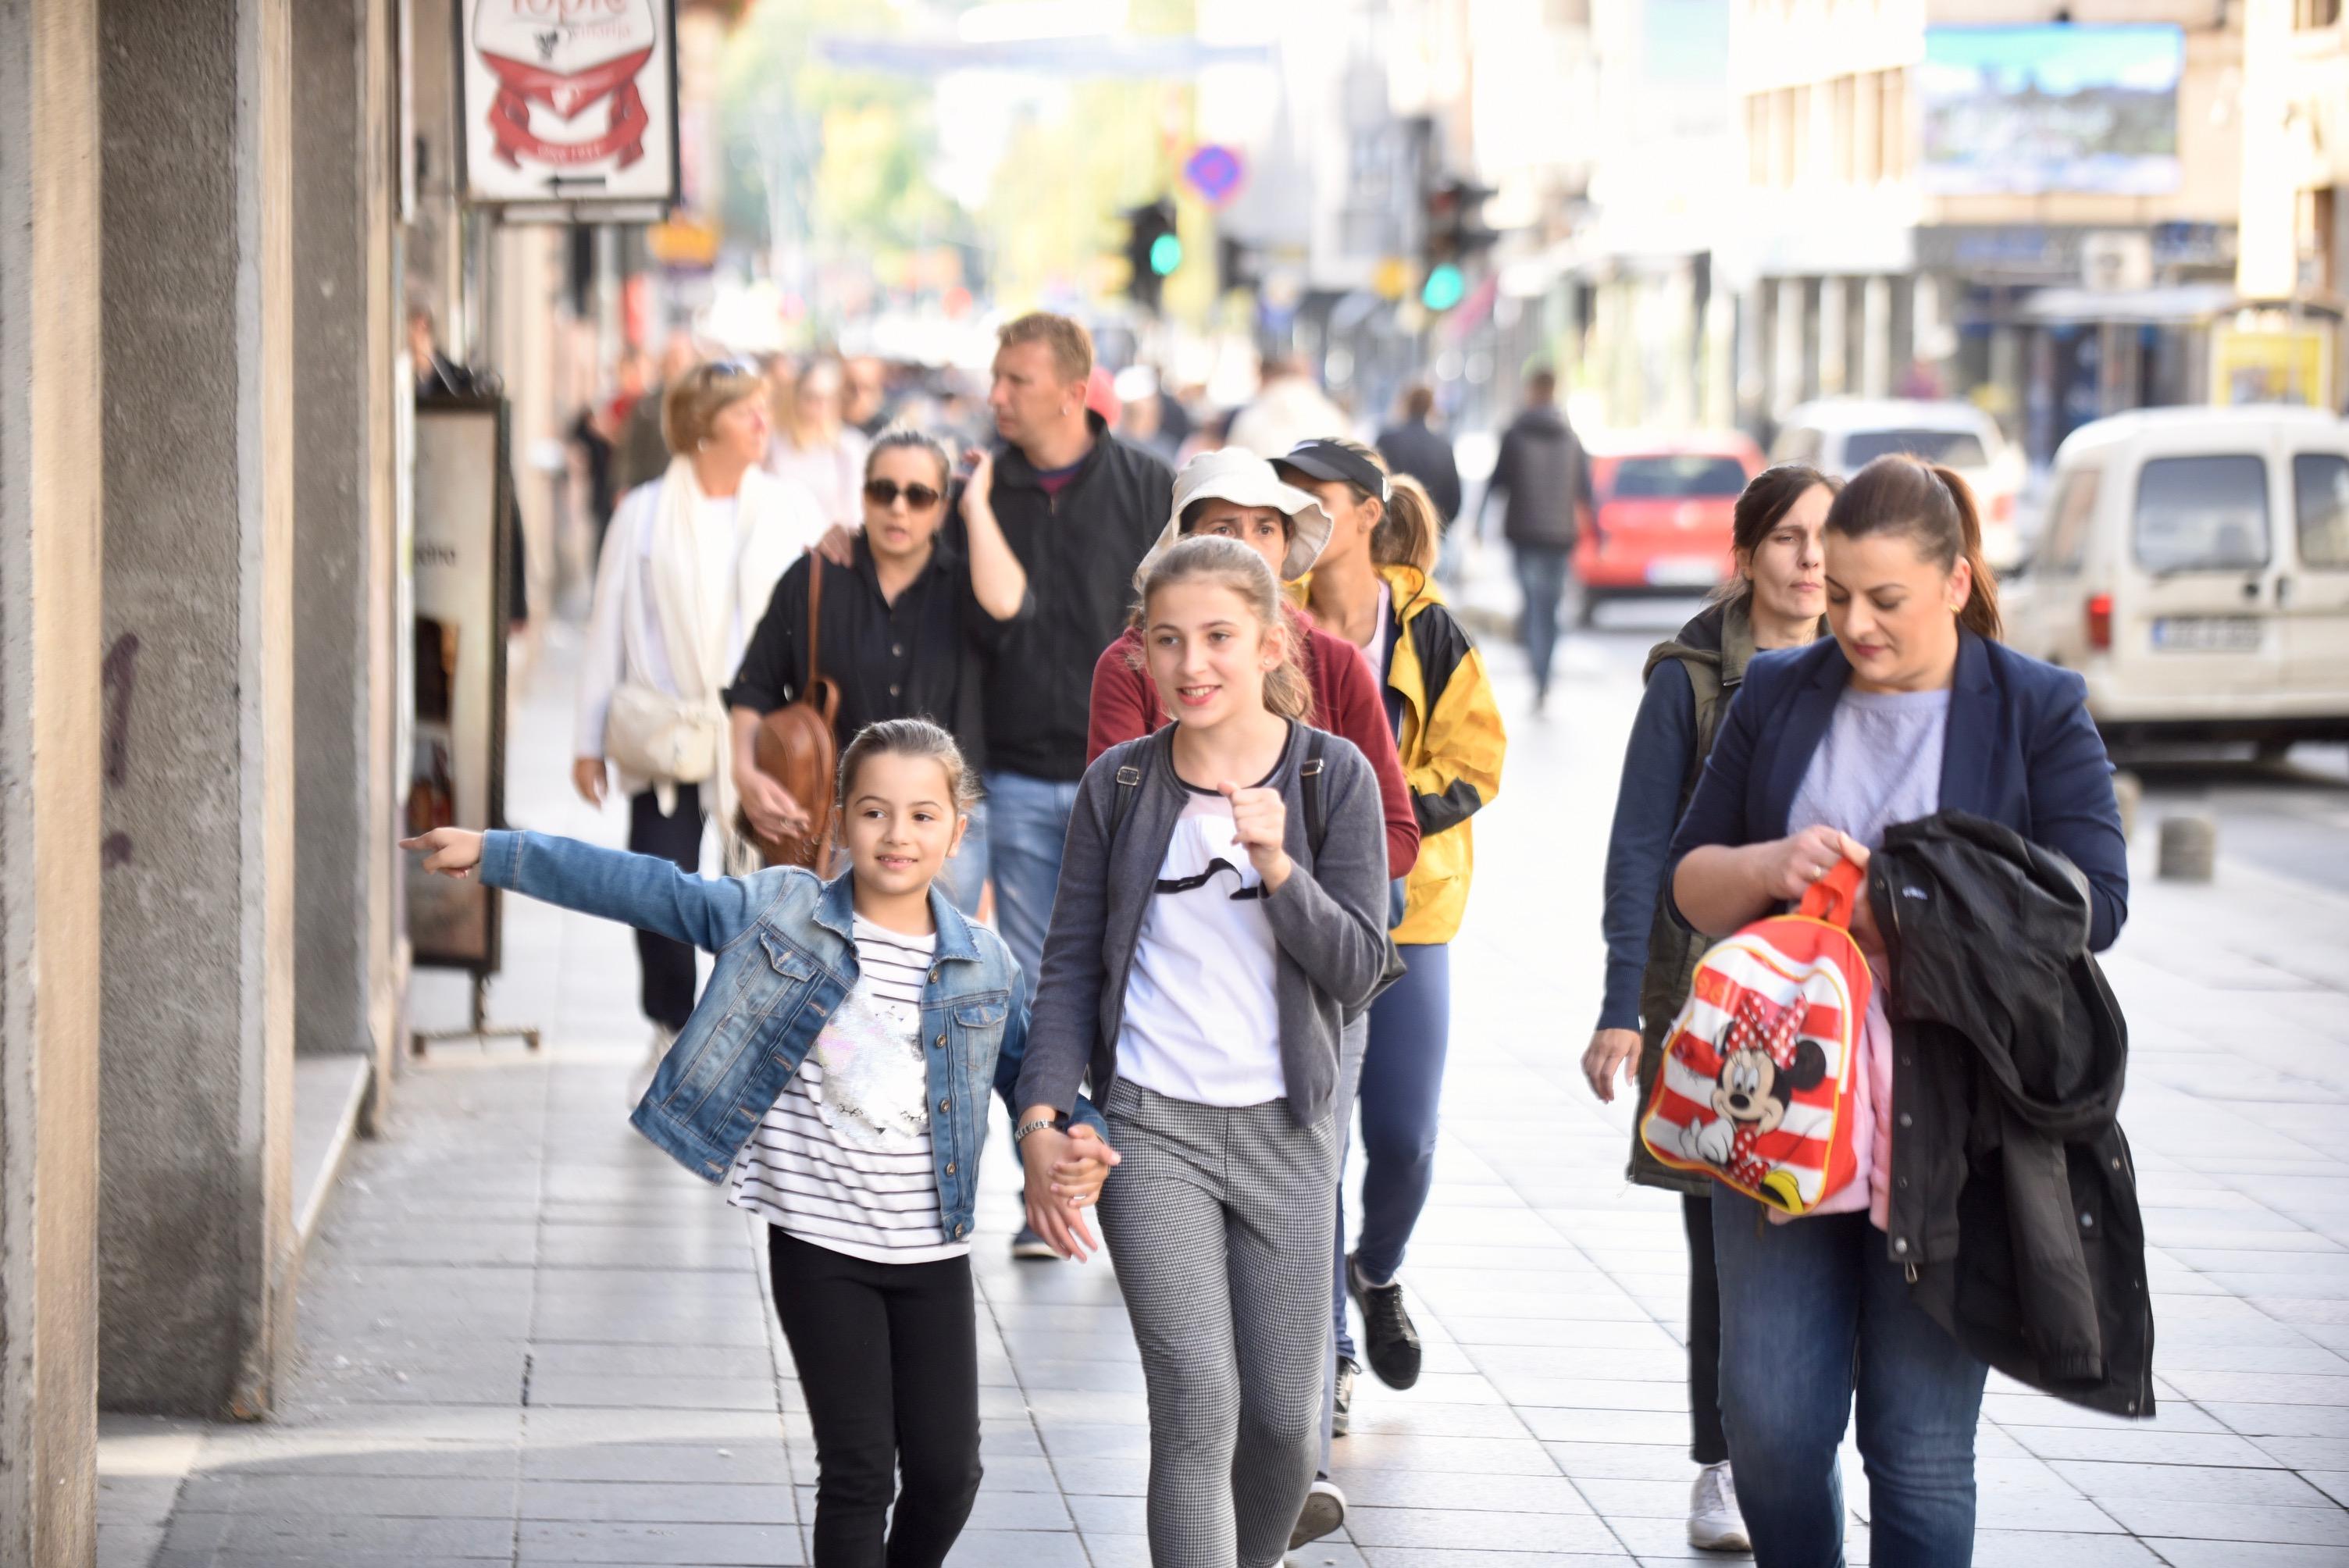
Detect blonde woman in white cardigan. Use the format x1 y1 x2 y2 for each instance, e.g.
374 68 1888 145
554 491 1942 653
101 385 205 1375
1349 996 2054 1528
576 358 824 1060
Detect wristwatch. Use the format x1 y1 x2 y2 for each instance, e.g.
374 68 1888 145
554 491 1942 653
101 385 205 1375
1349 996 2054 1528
1014 1112 1071 1143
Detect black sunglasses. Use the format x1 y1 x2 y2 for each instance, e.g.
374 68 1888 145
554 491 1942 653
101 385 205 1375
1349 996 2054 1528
864 479 943 510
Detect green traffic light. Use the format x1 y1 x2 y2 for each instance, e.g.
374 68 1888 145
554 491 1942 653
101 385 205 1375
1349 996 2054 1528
1149 233 1183 276
1421 263 1465 312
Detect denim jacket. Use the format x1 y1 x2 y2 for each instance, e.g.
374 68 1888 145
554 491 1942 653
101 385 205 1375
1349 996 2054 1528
477 831 1100 1242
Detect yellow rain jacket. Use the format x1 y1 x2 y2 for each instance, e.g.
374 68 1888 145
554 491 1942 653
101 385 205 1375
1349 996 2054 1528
1298 565 1506 945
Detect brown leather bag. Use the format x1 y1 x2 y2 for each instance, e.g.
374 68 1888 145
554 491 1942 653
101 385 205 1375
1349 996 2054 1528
747 560 839 868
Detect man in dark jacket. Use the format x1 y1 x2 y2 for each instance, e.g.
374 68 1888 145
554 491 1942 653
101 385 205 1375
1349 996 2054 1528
1376 385 1463 528
968 313 1171 1256
1480 367 1592 710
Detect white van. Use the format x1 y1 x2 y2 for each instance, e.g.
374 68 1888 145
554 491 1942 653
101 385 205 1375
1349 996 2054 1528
1770 399 2027 568
2009 406 2349 750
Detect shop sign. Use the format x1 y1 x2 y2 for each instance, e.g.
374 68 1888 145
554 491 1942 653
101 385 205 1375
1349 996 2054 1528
460 0 679 216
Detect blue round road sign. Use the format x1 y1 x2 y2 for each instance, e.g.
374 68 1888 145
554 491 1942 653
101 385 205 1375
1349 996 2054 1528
1184 144 1245 208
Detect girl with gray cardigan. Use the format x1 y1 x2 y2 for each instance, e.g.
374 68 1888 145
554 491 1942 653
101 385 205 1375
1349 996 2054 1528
1012 536 1391 1568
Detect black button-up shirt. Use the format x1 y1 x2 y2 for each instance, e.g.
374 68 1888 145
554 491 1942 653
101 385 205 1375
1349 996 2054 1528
724 535 1025 772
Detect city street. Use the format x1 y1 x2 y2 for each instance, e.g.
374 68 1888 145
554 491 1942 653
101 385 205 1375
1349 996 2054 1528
93 558 2349 1568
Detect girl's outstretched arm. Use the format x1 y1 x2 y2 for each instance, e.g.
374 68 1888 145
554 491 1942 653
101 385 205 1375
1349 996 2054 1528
405 827 779 953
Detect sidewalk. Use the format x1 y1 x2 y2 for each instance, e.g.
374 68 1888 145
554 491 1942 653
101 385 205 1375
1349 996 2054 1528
100 614 2349 1567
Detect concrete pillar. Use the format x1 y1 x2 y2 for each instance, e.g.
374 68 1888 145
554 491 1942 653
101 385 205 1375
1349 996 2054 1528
1862 276 1893 397
0 2 106 1559
96 0 297 1417
1773 276 1806 419
291 0 397 1097
1817 276 1848 397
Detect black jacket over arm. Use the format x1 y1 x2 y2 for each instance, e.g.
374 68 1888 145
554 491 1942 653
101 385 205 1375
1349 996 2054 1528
1873 810 2152 1419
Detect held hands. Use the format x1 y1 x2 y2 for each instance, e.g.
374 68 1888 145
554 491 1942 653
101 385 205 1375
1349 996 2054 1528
402 828 484 878
1220 782 1293 893
572 756 609 807
1581 1028 1641 1103
1018 1120 1124 1262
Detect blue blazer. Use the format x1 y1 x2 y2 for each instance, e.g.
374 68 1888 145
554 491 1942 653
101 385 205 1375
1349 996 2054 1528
1665 629 2129 952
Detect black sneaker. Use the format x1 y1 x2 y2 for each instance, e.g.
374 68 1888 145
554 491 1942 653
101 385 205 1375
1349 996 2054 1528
1332 1354 1360 1437
1010 1224 1059 1261
1347 1253 1422 1389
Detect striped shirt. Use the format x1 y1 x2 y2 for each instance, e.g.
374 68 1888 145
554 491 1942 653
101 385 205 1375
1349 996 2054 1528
729 917 964 1263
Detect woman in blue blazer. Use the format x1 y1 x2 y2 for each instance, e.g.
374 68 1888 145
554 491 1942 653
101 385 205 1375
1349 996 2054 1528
1666 456 2126 1567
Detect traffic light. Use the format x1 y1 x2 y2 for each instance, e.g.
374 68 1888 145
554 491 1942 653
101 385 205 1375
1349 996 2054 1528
1124 198 1181 312
1420 176 1498 312
1217 234 1260 297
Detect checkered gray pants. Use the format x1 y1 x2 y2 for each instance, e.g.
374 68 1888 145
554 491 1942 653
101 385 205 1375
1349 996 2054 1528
1098 1078 1339 1568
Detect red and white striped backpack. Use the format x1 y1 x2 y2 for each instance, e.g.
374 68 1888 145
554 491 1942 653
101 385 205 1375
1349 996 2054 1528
1638 860 1870 1214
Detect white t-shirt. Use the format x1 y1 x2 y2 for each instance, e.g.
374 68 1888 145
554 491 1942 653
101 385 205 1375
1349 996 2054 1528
1115 780 1286 1107
1362 579 1395 685
729 917 965 1264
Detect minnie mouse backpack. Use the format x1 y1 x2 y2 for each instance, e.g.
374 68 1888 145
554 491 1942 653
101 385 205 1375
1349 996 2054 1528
1638 859 1871 1214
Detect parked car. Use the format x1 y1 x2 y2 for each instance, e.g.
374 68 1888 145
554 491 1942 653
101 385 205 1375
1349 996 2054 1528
1770 398 2027 568
2005 405 2349 752
1573 433 1763 623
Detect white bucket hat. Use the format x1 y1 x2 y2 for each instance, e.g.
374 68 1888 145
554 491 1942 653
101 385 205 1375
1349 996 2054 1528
1136 447 1335 585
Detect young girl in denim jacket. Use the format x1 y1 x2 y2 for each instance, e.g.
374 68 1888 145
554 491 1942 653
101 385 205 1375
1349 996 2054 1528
1012 536 1390 1568
405 719 1114 1568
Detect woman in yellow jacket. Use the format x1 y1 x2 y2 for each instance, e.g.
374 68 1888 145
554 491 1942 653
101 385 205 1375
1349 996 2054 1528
1282 437 1506 1452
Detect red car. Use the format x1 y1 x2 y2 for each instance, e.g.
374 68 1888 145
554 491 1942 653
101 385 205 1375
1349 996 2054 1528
1573 434 1763 624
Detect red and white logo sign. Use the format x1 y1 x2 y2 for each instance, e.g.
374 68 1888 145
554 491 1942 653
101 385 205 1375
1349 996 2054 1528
473 0 658 170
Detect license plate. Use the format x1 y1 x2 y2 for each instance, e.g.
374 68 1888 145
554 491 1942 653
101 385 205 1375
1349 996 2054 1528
1645 557 1720 587
2152 616 2264 652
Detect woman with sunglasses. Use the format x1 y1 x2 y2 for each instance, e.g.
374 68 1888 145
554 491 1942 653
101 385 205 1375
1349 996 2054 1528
727 426 1031 914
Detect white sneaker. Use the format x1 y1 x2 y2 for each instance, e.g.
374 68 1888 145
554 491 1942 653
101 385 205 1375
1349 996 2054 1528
1688 1460 1749 1552
1289 1477 1346 1550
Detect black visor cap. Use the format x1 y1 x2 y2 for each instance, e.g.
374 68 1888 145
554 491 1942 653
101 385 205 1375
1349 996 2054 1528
1278 440 1388 501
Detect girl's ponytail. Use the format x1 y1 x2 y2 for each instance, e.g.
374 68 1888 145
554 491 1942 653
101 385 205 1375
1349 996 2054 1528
1930 464 2003 642
1375 473 1442 575
1323 437 1440 575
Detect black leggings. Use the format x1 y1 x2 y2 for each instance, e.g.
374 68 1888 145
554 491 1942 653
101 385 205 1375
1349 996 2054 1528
626 785 703 1032
766 1228 982 1568
1684 1194 1728 1466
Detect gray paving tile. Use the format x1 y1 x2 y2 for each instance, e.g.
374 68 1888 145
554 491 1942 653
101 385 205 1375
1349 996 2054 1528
95 1523 164 1568
170 1473 517 1520
929 1529 1087 1568
1345 1505 1624 1552
1358 1555 1636 1568
2003 1424 2286 1467
519 1480 795 1524
1967 1532 2164 1566
1335 1470 1595 1514
2095 1497 2349 1545
2144 1540 2349 1568
516 1519 801 1564
2047 1459 2335 1506
519 1442 791 1486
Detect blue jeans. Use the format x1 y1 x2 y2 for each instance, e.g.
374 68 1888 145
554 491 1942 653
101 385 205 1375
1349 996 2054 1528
983 770 1081 985
1512 543 1572 696
1713 1192 1990 1568
1333 942 1452 1363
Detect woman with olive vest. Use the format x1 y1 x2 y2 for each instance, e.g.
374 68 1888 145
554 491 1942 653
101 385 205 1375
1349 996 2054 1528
575 359 824 1068
1667 455 2127 1566
1279 437 1506 1446
1580 464 1835 1554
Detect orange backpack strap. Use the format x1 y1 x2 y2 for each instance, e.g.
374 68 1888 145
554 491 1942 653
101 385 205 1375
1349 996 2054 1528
1797 857 1867 929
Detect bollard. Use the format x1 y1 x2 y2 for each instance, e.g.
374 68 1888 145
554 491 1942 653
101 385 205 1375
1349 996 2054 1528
2112 771 2141 843
2157 812 2216 882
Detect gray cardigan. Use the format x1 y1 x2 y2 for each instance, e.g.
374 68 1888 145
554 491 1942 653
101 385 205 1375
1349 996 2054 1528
1014 724 1392 1128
